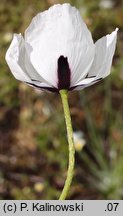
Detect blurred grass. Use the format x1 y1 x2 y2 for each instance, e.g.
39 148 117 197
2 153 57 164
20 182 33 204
0 0 123 199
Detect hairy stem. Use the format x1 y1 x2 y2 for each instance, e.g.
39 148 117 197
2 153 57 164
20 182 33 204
59 89 75 200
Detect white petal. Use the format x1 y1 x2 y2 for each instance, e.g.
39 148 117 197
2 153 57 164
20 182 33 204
5 34 31 82
5 34 52 87
25 3 94 88
70 44 95 86
26 80 57 92
24 42 54 86
26 80 52 88
87 28 118 79
72 77 101 90
75 77 96 85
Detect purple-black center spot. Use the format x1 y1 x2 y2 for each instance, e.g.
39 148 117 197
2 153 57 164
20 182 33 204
57 56 71 90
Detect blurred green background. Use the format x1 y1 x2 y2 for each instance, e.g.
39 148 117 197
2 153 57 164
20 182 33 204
0 0 123 200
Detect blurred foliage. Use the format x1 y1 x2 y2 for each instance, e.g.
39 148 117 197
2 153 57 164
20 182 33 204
0 0 123 199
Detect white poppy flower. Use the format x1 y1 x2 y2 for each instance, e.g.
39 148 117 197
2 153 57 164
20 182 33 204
5 3 118 93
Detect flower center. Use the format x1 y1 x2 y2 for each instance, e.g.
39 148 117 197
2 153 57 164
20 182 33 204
57 56 71 90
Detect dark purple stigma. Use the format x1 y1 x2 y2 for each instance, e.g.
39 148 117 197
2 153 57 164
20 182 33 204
57 56 71 90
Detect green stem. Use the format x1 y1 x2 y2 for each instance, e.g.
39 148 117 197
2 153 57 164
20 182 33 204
59 89 75 200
